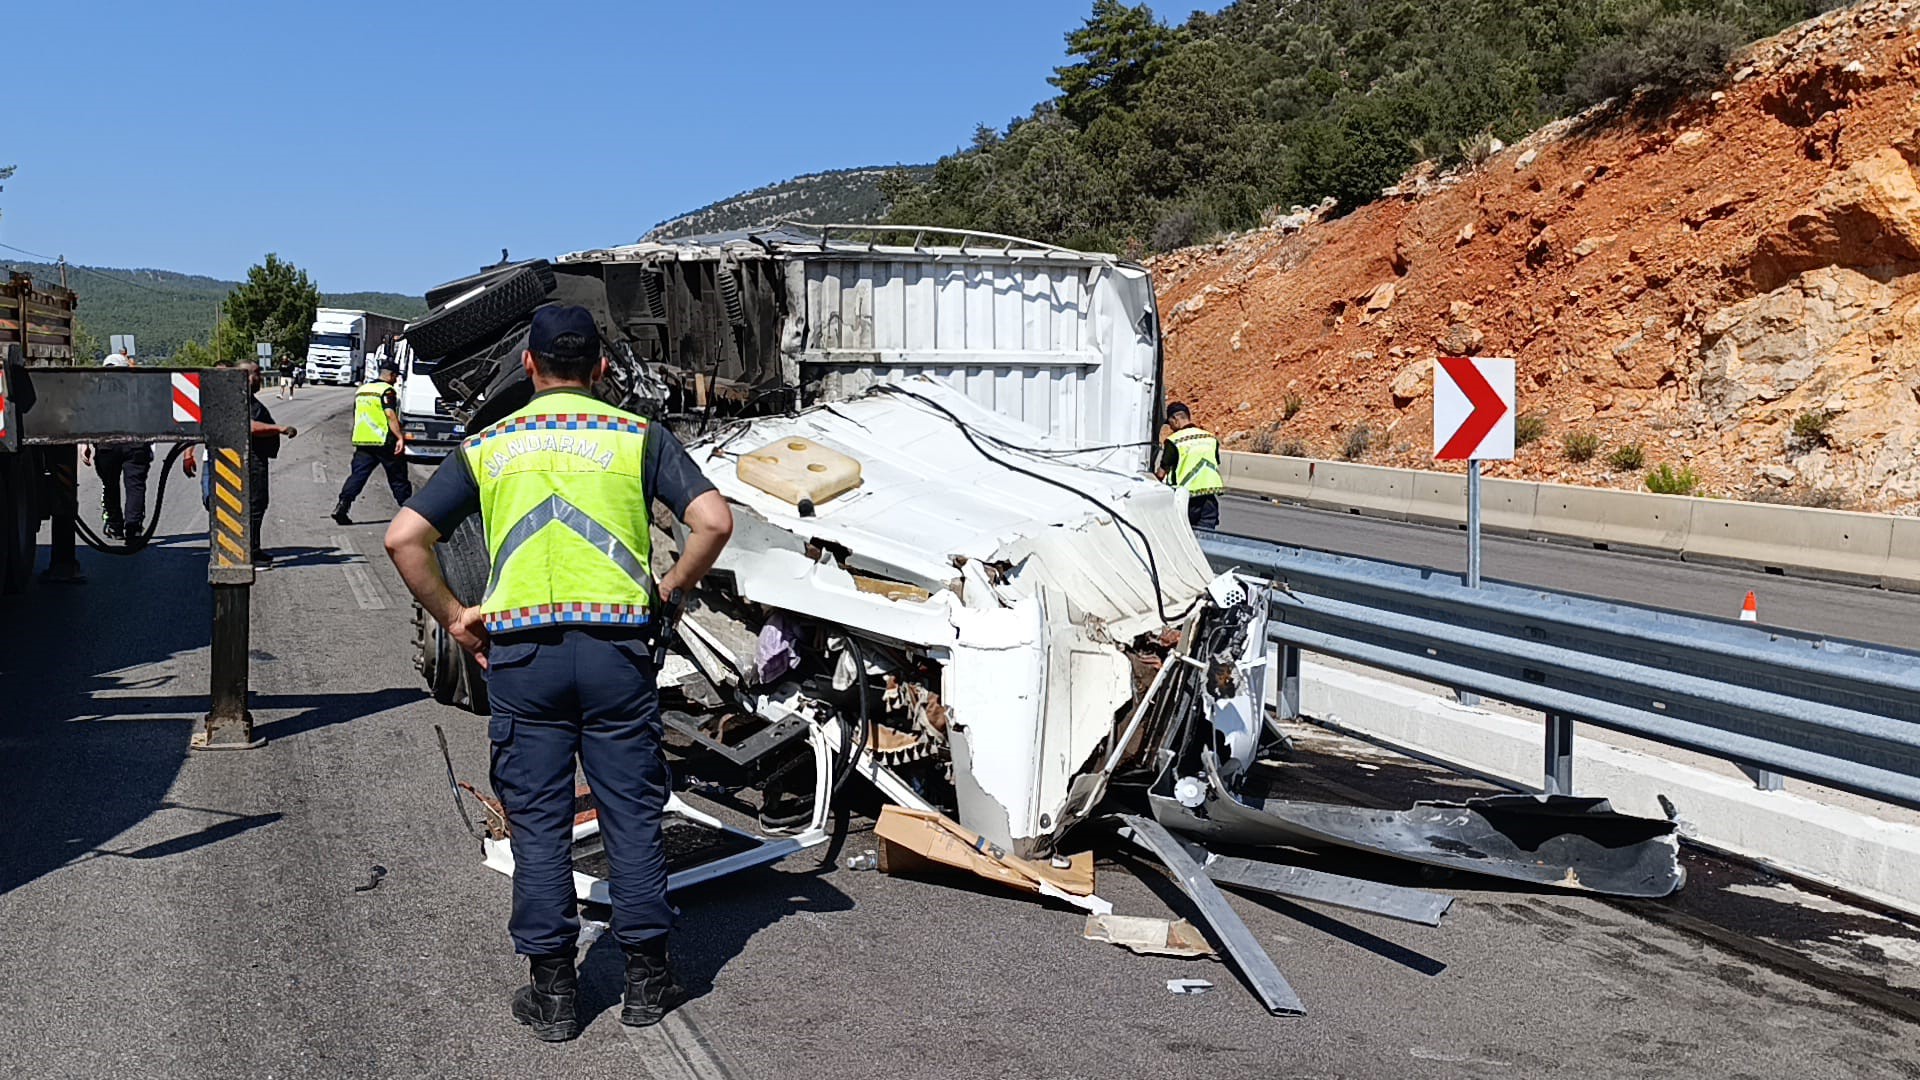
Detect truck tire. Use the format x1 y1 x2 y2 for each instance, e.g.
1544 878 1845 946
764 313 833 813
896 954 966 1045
424 259 552 311
419 515 491 714
408 263 554 361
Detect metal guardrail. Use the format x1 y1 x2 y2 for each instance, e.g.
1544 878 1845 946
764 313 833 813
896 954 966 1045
1198 532 1920 812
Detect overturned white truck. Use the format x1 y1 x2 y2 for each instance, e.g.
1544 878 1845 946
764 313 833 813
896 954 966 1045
411 224 1681 902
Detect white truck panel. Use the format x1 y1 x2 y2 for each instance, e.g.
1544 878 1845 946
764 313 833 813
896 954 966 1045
796 259 1158 453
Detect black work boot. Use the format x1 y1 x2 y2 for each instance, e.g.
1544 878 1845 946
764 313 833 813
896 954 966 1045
620 937 686 1028
330 501 351 526
510 952 580 1042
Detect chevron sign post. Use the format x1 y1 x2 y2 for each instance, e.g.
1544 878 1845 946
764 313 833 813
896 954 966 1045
1434 356 1515 707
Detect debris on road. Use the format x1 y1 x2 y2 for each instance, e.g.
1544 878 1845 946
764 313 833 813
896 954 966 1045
1166 979 1215 995
1122 815 1306 1016
874 805 1105 914
1200 852 1453 927
1083 914 1215 959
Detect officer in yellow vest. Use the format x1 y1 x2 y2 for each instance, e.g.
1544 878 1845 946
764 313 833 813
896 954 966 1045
1156 401 1224 530
384 306 734 1043
330 361 413 525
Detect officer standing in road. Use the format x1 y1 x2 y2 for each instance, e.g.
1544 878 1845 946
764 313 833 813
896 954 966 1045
331 361 413 525
1155 402 1225 531
80 352 154 543
384 306 734 1043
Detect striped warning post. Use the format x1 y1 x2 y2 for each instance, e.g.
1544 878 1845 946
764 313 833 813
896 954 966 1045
172 372 203 424
209 447 250 566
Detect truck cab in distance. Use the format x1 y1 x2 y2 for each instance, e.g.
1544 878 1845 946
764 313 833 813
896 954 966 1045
305 308 406 387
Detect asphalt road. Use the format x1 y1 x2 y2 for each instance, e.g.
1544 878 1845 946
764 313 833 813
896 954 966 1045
1 386 1916 1079
1219 496 1920 651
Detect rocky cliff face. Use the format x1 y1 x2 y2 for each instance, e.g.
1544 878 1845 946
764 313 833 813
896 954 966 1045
1154 0 1920 513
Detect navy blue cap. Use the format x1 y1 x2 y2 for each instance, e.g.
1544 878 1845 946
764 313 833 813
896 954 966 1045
529 305 601 359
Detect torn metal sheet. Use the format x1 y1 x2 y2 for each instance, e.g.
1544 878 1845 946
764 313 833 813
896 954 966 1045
1083 914 1216 958
1120 814 1307 1017
1152 786 1684 899
1199 853 1454 927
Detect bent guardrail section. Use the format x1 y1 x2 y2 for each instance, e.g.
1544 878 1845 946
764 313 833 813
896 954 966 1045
1222 451 1920 592
1199 532 1920 812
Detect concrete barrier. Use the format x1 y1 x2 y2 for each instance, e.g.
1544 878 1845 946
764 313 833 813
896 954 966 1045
1888 517 1920 593
1404 471 1466 528
1529 481 1692 553
1222 451 1312 502
1482 478 1541 535
1307 461 1413 520
1683 499 1895 585
1223 450 1915 587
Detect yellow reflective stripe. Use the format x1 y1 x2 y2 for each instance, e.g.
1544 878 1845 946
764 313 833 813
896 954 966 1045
214 531 248 561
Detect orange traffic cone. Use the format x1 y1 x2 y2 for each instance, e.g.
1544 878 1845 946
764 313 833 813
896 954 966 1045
1739 591 1758 622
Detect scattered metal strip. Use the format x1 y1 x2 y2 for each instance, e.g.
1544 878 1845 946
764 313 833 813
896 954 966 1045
1119 814 1306 1016
1200 853 1453 927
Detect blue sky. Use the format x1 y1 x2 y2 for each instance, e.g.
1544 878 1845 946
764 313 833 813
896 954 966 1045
1 1 1212 295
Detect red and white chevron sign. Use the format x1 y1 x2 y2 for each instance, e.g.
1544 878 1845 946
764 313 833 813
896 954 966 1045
1433 356 1515 461
171 372 202 424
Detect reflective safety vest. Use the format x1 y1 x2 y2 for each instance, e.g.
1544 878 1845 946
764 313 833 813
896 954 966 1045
1167 427 1225 496
461 389 654 634
352 381 395 446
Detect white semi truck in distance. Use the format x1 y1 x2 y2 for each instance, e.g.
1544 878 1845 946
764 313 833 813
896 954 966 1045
306 308 408 386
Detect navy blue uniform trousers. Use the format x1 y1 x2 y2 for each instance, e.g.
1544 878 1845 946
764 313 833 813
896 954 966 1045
487 628 674 956
1188 493 1220 531
338 445 414 510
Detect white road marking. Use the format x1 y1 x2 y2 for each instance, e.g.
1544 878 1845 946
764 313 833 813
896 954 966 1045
619 1009 745 1080
332 533 389 610
311 461 327 484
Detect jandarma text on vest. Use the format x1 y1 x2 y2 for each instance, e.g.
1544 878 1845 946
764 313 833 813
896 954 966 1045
480 433 616 477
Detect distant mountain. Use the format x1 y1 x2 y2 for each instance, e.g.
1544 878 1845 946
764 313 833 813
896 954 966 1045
645 165 930 241
0 260 424 358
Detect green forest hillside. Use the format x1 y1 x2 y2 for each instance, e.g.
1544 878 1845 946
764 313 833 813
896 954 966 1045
646 165 931 240
0 259 423 359
883 0 1838 254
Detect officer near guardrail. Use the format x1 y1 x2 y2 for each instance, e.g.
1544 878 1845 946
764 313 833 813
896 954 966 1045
330 361 413 525
1156 402 1225 530
383 305 735 1043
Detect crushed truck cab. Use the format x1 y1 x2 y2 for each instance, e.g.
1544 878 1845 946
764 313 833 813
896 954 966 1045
408 222 1681 899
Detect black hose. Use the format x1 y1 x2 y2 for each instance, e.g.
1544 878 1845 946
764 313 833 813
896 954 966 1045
871 384 1193 627
72 442 192 556
829 635 873 801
